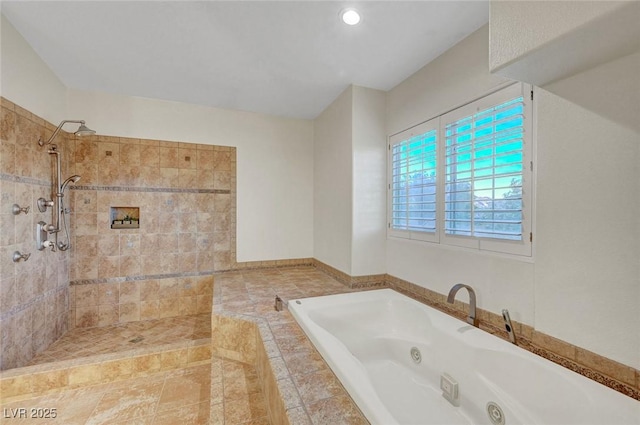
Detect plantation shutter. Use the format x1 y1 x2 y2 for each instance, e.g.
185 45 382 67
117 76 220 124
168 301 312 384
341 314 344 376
443 85 526 243
387 83 532 256
389 119 438 242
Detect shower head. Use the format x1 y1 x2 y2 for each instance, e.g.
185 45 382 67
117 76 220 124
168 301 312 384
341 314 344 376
60 175 81 193
38 120 95 146
74 123 96 137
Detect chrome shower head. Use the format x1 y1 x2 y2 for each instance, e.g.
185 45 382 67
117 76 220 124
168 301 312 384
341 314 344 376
60 175 81 193
38 120 95 146
74 123 96 137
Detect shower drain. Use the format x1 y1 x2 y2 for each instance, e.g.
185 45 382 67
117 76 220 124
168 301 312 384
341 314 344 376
410 347 422 364
486 402 506 425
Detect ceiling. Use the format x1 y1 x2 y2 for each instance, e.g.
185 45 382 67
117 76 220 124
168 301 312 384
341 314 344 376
2 1 489 119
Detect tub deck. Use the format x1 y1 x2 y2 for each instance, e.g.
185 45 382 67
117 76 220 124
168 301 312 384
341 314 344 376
211 266 369 424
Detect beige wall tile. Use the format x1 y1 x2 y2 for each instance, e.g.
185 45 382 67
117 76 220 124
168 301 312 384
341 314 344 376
160 349 188 370
100 358 133 381
532 331 577 360
140 300 159 320
0 375 32 399
31 369 68 393
119 302 141 323
68 364 101 387
134 353 162 375
75 306 99 328
187 345 212 364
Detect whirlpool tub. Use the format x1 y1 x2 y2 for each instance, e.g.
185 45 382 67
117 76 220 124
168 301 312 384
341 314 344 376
289 289 639 425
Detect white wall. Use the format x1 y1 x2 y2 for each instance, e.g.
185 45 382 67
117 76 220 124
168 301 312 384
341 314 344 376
313 86 353 274
66 89 315 263
386 24 639 368
489 1 640 87
387 26 507 136
351 86 387 276
313 85 387 277
489 1 626 72
0 14 66 124
535 74 639 369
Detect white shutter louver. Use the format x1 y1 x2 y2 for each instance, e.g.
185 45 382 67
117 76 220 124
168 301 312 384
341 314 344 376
444 96 525 241
389 120 438 242
387 83 532 256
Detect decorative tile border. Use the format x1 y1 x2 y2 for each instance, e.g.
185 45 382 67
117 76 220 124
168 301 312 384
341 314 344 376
312 259 386 288
72 185 230 194
70 270 215 286
232 258 314 271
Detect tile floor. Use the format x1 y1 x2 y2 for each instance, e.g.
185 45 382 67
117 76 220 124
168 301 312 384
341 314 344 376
1 358 268 424
25 314 211 367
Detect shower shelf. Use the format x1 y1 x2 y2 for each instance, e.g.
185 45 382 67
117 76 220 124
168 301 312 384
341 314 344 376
110 206 140 229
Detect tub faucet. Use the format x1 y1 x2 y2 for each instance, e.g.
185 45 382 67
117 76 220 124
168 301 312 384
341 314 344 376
447 283 478 327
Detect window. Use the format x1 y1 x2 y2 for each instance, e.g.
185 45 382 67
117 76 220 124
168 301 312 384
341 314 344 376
389 119 439 242
388 83 533 256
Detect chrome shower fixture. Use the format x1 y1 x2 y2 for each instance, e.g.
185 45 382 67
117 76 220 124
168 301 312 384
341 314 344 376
61 175 81 193
38 120 95 146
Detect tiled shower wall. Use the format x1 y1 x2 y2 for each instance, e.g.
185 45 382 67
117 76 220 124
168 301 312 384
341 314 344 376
68 133 235 329
1 97 236 369
0 99 71 370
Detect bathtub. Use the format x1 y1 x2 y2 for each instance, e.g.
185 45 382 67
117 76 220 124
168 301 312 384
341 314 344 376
289 289 639 425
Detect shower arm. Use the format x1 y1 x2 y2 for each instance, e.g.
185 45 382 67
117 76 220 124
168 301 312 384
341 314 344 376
38 120 86 146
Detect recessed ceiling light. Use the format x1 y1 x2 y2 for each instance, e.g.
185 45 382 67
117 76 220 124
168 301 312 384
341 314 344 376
340 8 361 26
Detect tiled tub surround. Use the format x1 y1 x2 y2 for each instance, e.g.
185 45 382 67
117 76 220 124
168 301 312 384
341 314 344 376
212 266 638 425
1 98 72 370
212 267 370 425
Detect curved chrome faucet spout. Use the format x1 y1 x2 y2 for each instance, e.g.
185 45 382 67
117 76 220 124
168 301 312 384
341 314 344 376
447 283 478 327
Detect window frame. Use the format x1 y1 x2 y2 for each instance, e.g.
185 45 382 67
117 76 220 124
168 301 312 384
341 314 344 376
387 83 534 257
388 118 440 243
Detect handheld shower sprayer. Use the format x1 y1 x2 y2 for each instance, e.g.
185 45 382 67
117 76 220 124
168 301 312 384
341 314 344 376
56 174 81 251
61 175 81 193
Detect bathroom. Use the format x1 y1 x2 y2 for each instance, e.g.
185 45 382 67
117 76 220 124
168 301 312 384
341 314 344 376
1 1 638 424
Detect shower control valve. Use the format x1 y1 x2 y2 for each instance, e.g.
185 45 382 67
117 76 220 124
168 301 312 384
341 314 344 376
37 197 54 213
37 221 56 251
41 240 56 252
